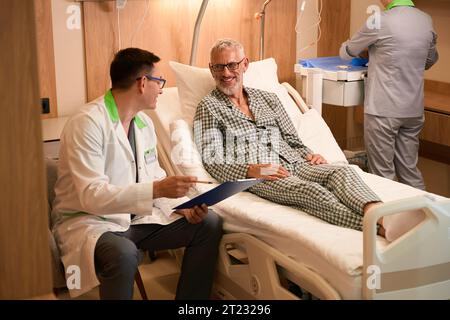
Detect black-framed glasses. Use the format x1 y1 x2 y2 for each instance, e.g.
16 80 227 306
209 58 246 72
137 75 166 89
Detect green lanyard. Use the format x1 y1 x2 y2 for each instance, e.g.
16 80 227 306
385 0 415 11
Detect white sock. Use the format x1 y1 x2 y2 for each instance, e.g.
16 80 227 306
383 209 426 242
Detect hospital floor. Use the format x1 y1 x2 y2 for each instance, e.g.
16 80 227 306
55 251 181 300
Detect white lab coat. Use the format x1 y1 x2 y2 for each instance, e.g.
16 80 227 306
51 91 186 297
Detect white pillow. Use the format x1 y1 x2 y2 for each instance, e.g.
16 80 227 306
297 109 348 164
169 119 217 182
169 58 301 127
168 61 214 126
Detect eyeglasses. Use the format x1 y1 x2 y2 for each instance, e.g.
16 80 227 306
209 58 246 72
137 75 166 89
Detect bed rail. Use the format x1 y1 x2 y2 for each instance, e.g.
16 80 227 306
363 195 450 299
281 82 310 114
214 233 341 300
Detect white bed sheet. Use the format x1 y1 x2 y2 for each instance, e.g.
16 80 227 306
146 87 444 299
201 168 438 299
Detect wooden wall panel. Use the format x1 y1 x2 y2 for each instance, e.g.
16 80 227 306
83 0 297 101
0 1 53 298
424 79 450 115
35 0 58 119
263 0 298 85
421 111 450 147
318 0 351 57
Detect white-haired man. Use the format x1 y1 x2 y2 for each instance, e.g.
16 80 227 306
194 39 386 234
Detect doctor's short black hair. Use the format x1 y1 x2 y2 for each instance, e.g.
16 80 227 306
110 48 160 90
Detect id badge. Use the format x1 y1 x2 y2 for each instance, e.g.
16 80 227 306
144 148 157 164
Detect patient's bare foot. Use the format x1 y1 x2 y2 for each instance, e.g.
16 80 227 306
363 202 385 237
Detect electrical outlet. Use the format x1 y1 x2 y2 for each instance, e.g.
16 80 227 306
41 97 50 114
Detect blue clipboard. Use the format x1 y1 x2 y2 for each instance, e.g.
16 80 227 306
173 179 263 210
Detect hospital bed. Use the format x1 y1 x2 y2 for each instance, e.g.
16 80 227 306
144 59 450 300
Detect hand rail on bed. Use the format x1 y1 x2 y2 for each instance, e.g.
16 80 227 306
362 195 450 299
215 233 341 300
281 82 310 114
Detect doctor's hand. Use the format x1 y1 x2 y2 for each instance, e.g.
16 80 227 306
176 204 208 224
306 154 328 165
246 164 290 181
153 176 197 199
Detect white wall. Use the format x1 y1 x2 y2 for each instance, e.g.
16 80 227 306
51 0 87 117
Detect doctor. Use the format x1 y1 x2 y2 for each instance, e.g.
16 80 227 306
340 0 439 190
52 48 223 299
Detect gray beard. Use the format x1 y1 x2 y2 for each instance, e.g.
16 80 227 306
216 79 241 96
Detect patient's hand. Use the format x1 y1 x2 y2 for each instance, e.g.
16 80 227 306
246 164 290 180
306 154 328 165
176 204 208 224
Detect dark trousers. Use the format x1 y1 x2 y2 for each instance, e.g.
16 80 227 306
94 210 223 300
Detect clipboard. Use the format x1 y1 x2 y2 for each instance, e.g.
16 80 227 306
173 178 263 210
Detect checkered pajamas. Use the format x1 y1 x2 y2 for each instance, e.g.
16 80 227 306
250 163 380 230
194 87 381 231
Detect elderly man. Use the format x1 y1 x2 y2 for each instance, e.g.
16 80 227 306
194 38 385 234
340 0 439 190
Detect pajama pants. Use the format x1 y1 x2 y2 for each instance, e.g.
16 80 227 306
249 163 381 231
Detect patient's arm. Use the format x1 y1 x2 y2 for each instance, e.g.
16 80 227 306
271 94 313 158
194 102 249 182
306 154 328 165
247 164 290 180
205 163 249 183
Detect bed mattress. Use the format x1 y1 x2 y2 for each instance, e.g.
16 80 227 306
145 87 443 299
